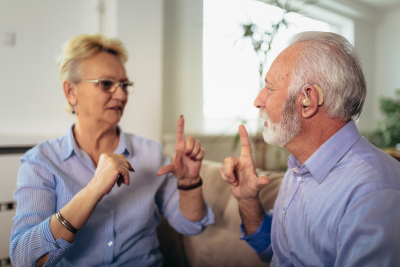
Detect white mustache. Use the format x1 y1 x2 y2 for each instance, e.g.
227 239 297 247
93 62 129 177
258 109 269 121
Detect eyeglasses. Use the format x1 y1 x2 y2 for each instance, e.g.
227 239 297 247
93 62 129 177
80 79 134 94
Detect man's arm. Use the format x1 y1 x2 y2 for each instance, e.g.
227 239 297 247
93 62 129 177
220 125 272 255
335 187 400 267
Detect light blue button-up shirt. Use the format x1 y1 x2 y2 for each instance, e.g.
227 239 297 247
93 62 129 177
10 126 214 267
242 120 400 266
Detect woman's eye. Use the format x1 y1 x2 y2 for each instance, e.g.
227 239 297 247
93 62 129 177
99 80 114 90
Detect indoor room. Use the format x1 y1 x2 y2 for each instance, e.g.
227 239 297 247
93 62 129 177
1 0 399 266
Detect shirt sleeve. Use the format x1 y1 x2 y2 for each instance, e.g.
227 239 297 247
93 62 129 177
154 155 214 236
335 187 400 267
240 211 273 262
10 160 75 267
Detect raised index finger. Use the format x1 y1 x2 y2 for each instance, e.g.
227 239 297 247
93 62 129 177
175 115 185 151
239 125 252 158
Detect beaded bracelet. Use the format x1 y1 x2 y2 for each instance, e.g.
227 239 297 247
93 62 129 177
55 211 80 235
177 177 203 191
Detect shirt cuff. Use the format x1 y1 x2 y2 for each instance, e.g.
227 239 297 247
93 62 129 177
240 211 272 253
177 202 215 235
40 216 75 266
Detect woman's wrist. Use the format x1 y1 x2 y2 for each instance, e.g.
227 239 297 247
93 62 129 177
177 176 202 188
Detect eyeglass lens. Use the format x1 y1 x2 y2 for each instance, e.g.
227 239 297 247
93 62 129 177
98 80 132 94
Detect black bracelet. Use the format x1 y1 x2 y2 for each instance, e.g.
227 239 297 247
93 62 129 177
177 177 203 191
55 211 80 235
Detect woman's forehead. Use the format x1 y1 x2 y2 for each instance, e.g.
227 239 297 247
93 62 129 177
78 51 127 79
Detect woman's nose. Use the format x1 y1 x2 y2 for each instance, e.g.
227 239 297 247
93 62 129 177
113 84 128 100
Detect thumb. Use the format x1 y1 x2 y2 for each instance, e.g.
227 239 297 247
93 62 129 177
256 175 270 189
157 163 175 176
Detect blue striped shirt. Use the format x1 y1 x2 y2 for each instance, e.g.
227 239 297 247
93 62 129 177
10 125 214 267
242 120 400 266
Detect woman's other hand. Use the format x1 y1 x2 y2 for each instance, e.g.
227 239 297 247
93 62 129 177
157 115 205 185
87 153 134 201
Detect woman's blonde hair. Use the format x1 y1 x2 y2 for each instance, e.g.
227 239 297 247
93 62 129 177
58 33 128 82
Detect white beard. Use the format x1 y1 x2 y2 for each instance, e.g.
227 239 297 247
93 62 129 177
259 104 302 147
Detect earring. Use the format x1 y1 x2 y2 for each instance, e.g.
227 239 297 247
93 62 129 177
71 106 75 114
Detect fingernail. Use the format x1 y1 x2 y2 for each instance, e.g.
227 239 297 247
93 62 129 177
130 166 135 172
191 156 195 160
186 152 190 156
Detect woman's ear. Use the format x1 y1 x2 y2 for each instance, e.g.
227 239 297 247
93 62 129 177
301 85 320 119
63 80 77 105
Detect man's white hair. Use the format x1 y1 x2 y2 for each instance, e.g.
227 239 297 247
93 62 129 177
287 31 366 121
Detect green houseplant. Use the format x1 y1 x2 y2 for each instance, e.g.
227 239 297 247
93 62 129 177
368 89 400 148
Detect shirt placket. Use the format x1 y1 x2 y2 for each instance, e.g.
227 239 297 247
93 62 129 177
281 172 302 227
75 150 117 265
103 194 116 265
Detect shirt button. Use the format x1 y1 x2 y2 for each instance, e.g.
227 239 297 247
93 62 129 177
109 210 114 214
108 241 113 246
282 210 286 214
297 177 301 181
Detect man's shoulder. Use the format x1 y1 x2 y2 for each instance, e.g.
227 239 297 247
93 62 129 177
336 136 400 189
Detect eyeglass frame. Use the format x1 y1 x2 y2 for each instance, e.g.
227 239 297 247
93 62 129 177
79 78 135 94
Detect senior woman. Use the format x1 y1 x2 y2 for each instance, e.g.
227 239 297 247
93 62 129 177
10 34 214 267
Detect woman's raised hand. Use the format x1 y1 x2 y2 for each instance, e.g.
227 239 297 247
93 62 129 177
157 115 205 183
87 153 134 201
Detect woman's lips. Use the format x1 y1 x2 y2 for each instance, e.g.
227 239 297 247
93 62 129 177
108 106 122 111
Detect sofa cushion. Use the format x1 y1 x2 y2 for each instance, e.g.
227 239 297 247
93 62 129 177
182 160 285 267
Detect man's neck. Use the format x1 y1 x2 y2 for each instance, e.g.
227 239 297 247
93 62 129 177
286 117 348 166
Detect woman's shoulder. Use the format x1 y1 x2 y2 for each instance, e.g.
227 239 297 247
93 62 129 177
123 133 163 151
21 135 66 164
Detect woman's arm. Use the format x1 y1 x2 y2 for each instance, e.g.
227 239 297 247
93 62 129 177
157 116 207 222
12 154 133 267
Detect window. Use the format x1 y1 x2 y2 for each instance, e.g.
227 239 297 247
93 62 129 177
203 0 337 134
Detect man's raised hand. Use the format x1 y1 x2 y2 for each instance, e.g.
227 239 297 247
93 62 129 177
220 125 269 201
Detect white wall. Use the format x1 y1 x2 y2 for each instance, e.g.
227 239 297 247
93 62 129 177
117 0 163 142
0 0 163 143
163 0 204 134
375 7 400 116
0 0 98 137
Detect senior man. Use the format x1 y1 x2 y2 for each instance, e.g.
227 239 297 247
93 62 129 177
220 31 400 266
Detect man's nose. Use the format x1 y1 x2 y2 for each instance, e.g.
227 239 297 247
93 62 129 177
254 88 266 109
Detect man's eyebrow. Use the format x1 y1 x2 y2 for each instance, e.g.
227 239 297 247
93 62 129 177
265 79 273 86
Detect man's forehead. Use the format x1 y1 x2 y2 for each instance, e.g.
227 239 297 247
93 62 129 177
267 43 304 85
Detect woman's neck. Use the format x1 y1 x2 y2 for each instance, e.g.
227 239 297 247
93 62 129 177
73 120 120 166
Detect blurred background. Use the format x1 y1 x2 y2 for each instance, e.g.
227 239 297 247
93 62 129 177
1 0 400 265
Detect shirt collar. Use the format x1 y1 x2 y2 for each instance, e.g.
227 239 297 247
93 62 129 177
287 120 361 184
61 125 132 161
114 126 132 157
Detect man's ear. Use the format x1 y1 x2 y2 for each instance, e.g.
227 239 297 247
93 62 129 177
301 85 321 118
63 80 77 105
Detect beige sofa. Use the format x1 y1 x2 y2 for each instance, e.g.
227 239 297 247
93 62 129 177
157 159 285 267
